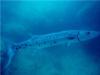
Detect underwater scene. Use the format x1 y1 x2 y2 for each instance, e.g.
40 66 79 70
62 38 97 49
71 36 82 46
1 0 100 75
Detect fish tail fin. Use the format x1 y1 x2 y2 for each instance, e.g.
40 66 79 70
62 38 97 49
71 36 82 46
1 38 16 70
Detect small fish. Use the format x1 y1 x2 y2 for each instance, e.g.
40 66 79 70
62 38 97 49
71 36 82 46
5 30 100 69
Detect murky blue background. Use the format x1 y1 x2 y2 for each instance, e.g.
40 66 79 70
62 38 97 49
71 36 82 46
1 1 100 75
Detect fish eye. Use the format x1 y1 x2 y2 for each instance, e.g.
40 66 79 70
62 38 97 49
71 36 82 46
86 32 91 35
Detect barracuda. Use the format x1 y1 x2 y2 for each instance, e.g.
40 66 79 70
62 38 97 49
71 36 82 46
4 30 100 69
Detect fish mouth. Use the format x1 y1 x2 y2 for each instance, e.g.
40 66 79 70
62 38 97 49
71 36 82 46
77 32 81 42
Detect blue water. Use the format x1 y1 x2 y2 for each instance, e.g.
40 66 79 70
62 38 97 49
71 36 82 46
1 1 100 75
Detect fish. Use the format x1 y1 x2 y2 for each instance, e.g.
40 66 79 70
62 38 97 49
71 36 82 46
12 30 100 49
4 30 100 70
